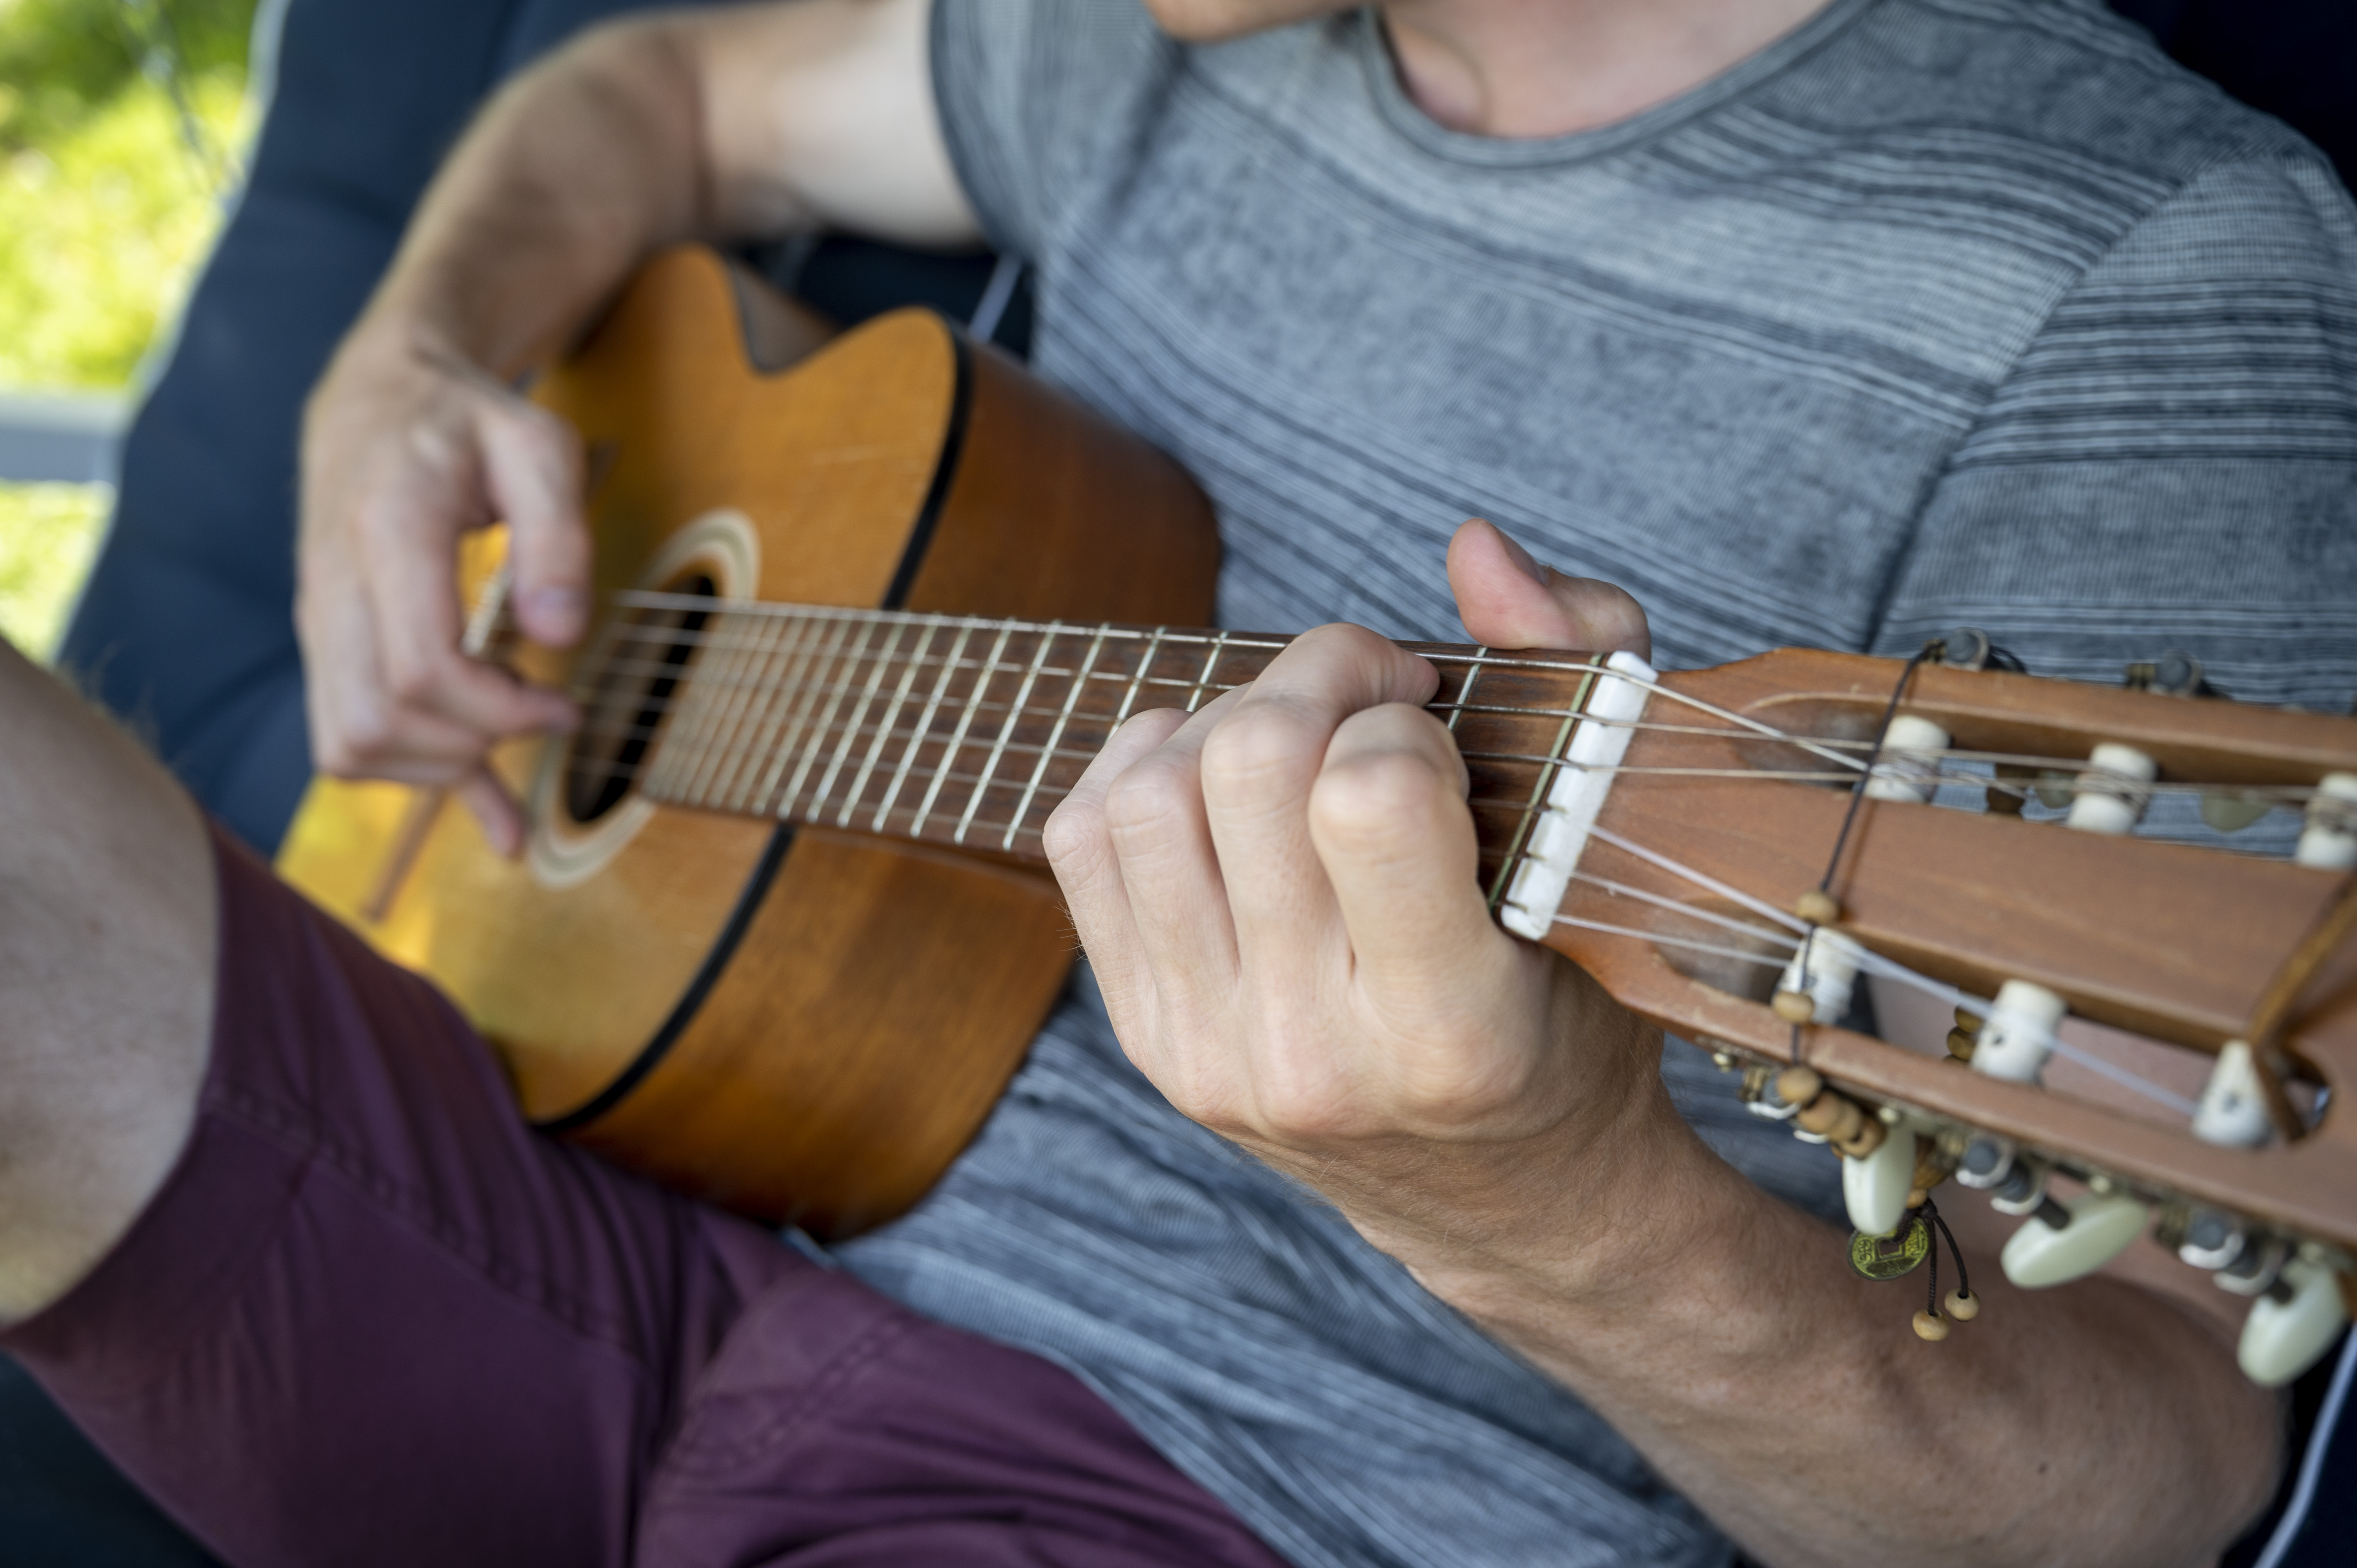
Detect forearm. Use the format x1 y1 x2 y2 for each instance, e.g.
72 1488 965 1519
358 20 717 380
1375 1090 2282 1568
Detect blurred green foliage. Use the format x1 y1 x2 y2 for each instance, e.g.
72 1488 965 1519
0 0 258 152
0 480 109 657
1 0 260 659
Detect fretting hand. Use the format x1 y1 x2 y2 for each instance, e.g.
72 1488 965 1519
1045 519 1667 1263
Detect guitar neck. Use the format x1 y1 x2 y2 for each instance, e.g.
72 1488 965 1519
580 594 1611 890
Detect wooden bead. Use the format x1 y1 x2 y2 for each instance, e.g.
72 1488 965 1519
1905 1187 1927 1210
1795 890 1842 926
1798 1093 1864 1144
1771 989 1816 1024
1912 1310 1951 1342
1832 1116 1885 1160
1944 1028 1977 1063
1945 1290 1980 1322
1774 1066 1823 1107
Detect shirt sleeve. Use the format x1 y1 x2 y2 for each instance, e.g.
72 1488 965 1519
929 0 1180 264
1874 148 2357 712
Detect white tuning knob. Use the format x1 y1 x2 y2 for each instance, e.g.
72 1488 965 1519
2191 1041 2275 1148
1971 980 2066 1084
1863 715 1950 804
2297 772 2357 871
1843 1127 1919 1239
2066 743 2157 835
2000 1191 2152 1289
2238 1259 2351 1388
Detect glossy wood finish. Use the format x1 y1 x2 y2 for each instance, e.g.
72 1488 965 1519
1548 650 2357 1252
282 247 1218 1234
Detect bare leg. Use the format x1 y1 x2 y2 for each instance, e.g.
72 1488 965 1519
0 635 214 1325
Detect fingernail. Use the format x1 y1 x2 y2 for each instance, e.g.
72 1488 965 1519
524 586 584 622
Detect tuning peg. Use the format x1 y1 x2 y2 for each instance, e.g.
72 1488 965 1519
2238 1259 2352 1387
1862 715 1949 804
2191 1042 2275 1148
2000 1190 2152 1289
1774 930 1865 1025
2296 772 2357 871
2178 1208 2249 1272
2065 743 2157 835
1843 1127 1918 1238
1953 1134 2017 1190
1968 981 2065 1084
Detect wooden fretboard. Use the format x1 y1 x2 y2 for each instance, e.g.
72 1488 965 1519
574 593 1614 898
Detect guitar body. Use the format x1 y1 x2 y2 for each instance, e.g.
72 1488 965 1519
278 249 1219 1234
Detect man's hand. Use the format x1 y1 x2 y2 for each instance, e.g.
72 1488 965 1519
300 338 589 854
1046 517 1661 1254
294 0 970 851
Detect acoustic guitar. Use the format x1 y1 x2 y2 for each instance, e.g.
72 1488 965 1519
279 247 2357 1386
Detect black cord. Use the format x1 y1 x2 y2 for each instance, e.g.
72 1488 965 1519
1789 639 1939 1064
1924 1197 1972 1307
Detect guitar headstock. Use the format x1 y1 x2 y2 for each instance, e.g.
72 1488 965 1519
1487 641 2357 1384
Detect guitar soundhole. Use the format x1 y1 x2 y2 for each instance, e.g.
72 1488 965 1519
565 573 716 824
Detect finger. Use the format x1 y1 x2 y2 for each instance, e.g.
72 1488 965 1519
1097 693 1253 1069
1044 706 1190 1019
360 450 579 740
454 764 527 859
1310 703 1528 1017
481 399 591 648
1198 623 1437 966
299 560 512 778
1447 517 1650 660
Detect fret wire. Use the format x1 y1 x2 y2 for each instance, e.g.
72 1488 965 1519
1447 644 1488 733
608 593 1627 675
911 620 1018 840
837 616 941 829
647 607 751 803
1113 626 1165 726
875 620 978 835
803 614 913 824
701 609 801 812
777 613 889 821
1484 667 1598 912
719 611 827 814
1005 622 1111 851
673 609 767 808
720 611 828 813
747 613 859 816
957 623 1063 847
1183 630 1231 713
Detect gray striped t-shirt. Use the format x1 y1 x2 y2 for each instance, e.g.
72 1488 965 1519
837 2 2357 1564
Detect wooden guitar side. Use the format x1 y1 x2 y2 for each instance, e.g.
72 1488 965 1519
279 249 1219 1235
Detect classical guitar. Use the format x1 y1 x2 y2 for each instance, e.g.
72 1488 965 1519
279 247 2357 1387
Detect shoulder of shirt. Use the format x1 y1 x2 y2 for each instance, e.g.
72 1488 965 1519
1870 0 2334 187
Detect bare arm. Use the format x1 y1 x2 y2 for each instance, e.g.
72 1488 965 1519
300 0 971 843
1045 517 2283 1568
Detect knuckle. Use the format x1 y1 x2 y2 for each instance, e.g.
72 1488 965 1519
1103 759 1193 840
1200 702 1314 793
1311 749 1444 855
1039 796 1106 873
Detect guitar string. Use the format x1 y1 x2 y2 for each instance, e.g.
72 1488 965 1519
571 628 2333 807
547 609 2231 1116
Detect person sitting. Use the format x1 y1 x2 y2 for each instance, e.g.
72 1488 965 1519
5 0 2353 1564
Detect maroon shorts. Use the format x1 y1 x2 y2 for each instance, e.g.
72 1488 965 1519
1 826 1286 1568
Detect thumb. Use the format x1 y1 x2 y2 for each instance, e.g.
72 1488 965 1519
1445 518 1649 661
480 397 591 648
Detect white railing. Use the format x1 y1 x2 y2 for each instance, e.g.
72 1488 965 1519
0 392 129 486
